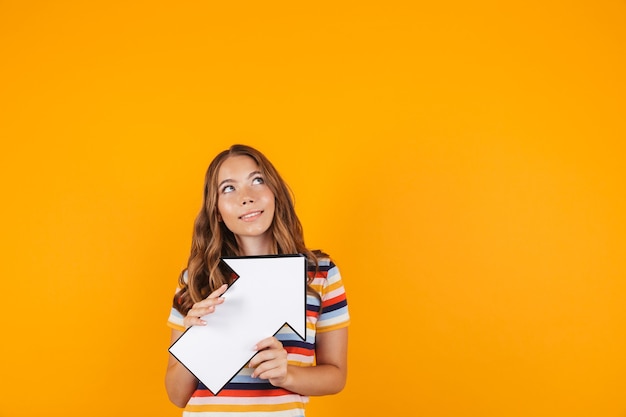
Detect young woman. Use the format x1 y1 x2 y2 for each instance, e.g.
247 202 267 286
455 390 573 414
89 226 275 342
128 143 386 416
165 144 350 416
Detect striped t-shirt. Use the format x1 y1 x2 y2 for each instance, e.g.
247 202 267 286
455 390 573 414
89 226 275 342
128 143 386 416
167 257 350 417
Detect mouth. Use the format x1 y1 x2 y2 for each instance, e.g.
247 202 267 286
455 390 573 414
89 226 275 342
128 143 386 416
239 210 263 221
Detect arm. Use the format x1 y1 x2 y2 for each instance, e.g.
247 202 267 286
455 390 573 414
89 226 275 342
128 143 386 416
249 326 349 396
165 329 198 408
165 284 228 407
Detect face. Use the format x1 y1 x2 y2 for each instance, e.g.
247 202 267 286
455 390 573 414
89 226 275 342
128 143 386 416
216 155 276 251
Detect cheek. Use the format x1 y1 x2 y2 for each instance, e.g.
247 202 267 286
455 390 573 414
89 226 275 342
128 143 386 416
216 199 230 220
263 193 276 212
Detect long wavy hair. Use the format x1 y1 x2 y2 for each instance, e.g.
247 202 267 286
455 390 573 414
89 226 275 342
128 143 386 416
174 144 320 315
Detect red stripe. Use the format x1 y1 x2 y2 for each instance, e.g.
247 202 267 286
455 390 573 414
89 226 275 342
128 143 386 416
286 346 314 356
192 388 292 397
307 270 328 279
323 293 346 307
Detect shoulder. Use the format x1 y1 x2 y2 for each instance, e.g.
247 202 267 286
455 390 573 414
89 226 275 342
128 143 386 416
306 251 343 287
307 250 336 271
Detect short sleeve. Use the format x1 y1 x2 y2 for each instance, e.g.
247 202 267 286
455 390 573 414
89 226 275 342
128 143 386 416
313 260 350 333
167 270 187 332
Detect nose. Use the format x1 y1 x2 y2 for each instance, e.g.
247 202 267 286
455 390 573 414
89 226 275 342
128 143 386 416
241 186 255 205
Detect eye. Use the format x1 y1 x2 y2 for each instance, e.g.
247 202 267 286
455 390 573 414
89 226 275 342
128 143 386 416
252 176 264 185
221 184 235 194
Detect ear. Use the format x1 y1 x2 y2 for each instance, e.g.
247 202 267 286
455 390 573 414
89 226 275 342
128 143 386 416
216 211 222 222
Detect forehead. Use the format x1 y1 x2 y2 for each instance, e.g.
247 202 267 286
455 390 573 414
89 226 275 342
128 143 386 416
217 155 260 181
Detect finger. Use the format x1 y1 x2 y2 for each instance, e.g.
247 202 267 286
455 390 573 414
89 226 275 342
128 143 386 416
190 286 227 310
193 296 225 310
208 283 228 299
253 364 281 380
254 336 282 351
183 286 228 327
183 315 207 327
248 350 268 368
249 345 287 368
256 366 287 382
193 286 227 309
250 351 287 378
191 297 223 314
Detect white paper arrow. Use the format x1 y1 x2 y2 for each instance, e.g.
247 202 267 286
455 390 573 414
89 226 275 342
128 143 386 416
168 255 307 394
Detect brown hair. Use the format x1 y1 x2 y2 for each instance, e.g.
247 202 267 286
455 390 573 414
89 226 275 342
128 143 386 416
174 144 320 315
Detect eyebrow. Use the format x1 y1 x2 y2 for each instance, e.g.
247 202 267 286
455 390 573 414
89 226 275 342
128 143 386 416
217 170 263 189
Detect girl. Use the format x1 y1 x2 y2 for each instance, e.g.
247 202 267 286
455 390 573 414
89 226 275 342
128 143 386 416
165 144 350 416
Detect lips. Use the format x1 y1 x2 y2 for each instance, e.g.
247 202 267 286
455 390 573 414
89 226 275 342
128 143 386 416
239 210 263 221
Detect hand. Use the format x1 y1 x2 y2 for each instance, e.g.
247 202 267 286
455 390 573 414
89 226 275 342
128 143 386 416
249 336 289 386
183 284 227 327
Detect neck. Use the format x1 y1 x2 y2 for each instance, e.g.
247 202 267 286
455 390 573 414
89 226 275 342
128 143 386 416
236 236 275 257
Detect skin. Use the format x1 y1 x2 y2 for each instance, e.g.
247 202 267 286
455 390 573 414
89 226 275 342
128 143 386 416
216 155 276 256
165 155 348 408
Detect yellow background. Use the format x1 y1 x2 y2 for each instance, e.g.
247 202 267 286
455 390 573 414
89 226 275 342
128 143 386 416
1 1 625 416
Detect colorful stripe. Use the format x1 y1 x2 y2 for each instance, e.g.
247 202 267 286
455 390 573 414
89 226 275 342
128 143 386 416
167 257 349 415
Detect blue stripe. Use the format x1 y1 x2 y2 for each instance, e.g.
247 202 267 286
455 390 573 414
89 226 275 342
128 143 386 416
307 262 335 272
281 340 313 349
323 299 347 313
306 304 320 313
197 380 278 391
225 382 276 390
320 306 348 320
277 331 308 341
